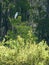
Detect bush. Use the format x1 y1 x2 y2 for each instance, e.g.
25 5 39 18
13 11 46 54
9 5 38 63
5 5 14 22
7 16 34 40
0 36 49 65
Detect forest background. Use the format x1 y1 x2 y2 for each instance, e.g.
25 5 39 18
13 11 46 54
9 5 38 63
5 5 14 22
0 0 49 65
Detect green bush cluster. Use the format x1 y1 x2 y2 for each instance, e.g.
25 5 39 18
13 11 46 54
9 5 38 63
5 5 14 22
7 16 37 41
0 36 49 65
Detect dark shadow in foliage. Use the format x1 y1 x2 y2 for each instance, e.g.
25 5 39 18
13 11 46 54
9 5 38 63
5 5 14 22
35 17 49 45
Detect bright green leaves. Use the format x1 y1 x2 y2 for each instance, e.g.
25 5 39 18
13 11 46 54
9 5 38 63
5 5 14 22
0 39 49 65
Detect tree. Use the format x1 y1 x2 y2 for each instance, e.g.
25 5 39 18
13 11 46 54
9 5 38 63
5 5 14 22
30 0 49 44
0 0 30 40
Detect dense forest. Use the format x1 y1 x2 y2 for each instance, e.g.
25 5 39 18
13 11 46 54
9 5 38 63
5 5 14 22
0 0 49 65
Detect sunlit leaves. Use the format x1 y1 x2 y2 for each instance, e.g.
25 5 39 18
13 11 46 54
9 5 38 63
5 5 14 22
0 36 49 65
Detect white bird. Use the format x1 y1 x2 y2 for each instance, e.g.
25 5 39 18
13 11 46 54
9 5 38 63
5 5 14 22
14 12 18 19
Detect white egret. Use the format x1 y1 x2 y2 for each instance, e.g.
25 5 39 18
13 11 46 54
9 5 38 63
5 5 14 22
14 12 18 19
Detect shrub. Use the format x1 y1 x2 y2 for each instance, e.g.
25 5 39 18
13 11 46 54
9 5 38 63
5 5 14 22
7 16 34 40
0 36 49 65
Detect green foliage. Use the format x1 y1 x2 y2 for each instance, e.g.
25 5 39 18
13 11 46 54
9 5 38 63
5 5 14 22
0 1 49 65
7 16 37 41
30 0 49 43
9 16 21 26
0 37 49 65
16 26 31 39
0 0 30 40
7 26 37 42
